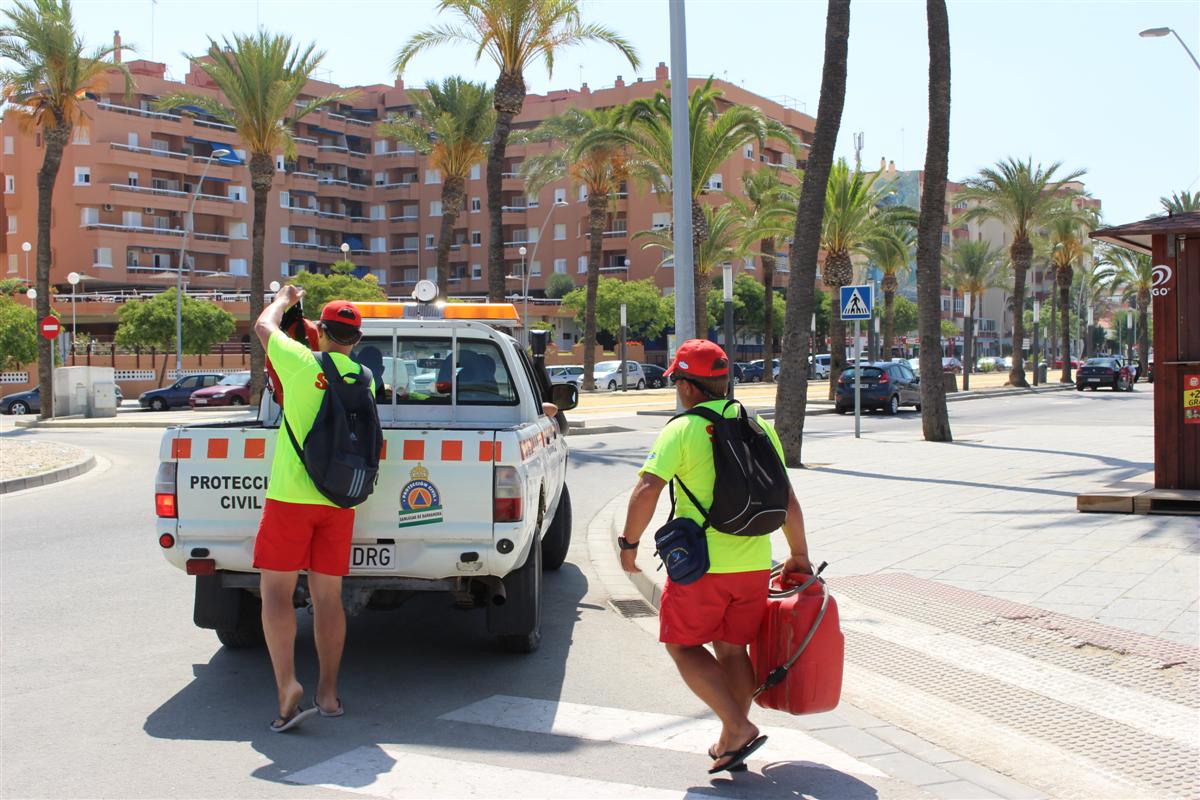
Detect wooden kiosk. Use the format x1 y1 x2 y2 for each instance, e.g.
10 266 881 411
1080 210 1200 514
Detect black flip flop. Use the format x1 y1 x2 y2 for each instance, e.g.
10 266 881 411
708 746 748 772
708 735 768 775
270 705 318 733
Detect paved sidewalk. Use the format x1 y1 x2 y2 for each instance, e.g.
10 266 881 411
587 390 1199 799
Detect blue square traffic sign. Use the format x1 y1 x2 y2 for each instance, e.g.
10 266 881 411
840 285 873 320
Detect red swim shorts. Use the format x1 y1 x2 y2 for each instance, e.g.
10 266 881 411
253 499 355 576
659 569 771 647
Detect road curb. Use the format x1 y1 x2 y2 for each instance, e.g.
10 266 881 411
0 451 97 494
586 489 662 611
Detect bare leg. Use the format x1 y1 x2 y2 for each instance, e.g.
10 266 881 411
713 641 757 718
308 571 346 713
260 569 303 718
665 643 758 768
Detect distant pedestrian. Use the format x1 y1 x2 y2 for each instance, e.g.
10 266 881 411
252 286 374 732
618 339 812 774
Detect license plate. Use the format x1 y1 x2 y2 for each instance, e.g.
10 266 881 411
1088 378 1100 382
350 543 395 571
194 398 208 404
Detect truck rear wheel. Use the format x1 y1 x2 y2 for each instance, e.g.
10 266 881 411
195 576 264 649
214 592 264 649
492 533 542 654
541 486 572 571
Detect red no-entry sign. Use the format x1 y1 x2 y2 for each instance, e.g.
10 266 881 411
40 315 61 340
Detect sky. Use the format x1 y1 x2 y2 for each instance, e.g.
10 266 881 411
66 0 1199 224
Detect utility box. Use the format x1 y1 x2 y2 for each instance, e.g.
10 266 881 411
52 366 118 418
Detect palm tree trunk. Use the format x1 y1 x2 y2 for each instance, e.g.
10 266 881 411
761 238 776 382
692 200 711 338
883 288 896 358
35 123 71 419
775 0 850 467
1007 236 1032 387
1059 269 1072 383
435 177 466 291
487 71 526 303
582 193 606 391
1137 289 1150 380
248 152 275 403
917 0 952 442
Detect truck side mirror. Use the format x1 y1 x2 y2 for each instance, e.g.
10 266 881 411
550 382 578 411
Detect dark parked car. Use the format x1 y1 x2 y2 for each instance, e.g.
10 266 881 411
835 361 921 415
641 363 668 389
139 373 225 411
188 372 252 407
1 387 40 415
1076 358 1135 392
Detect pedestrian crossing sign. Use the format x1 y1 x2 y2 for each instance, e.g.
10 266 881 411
840 285 873 320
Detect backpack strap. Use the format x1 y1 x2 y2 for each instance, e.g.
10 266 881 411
284 352 367 464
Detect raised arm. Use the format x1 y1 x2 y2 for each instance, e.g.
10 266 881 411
254 285 305 352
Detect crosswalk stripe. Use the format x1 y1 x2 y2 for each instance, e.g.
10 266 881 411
286 745 696 799
837 595 1197 747
439 694 886 777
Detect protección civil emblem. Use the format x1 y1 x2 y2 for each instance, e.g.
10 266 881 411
398 464 443 528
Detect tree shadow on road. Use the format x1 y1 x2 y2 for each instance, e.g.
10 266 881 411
142 563 589 791
812 466 1079 499
950 441 1151 475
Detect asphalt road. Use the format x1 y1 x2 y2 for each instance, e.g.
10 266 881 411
0 386 1149 799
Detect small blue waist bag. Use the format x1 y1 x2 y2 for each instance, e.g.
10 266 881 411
653 479 710 585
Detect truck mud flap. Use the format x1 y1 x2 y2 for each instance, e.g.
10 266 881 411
194 574 250 630
486 535 541 637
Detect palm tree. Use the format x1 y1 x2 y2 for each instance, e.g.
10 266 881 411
727 168 798 380
863 224 914 360
958 157 1085 387
1095 245 1153 379
819 160 915 397
599 78 798 335
1160 190 1200 215
637 202 743 293
380 77 493 292
942 239 1004 386
776 0 849 467
520 107 628 390
1 0 132 418
157 32 352 401
1037 207 1098 382
395 0 639 303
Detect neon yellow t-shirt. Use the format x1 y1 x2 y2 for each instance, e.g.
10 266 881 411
639 400 785 573
266 331 362 507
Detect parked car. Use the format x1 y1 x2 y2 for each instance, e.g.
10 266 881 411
1114 355 1139 382
641 363 668 389
592 360 645 390
1053 357 1084 369
188 372 252 407
547 365 585 386
1076 357 1135 392
813 354 831 379
139 373 225 411
976 356 1007 371
1 387 40 415
835 361 922 415
941 357 963 374
745 358 779 382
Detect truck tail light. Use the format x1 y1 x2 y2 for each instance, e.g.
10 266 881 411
155 461 177 518
159 532 175 548
494 465 523 522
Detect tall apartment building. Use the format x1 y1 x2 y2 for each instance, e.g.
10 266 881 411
0 48 813 345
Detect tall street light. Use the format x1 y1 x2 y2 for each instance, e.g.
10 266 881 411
66 271 90 349
1140 27 1200 71
175 148 231 377
722 262 735 399
21 241 31 283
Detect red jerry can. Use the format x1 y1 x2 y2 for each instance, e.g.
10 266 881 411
750 564 844 715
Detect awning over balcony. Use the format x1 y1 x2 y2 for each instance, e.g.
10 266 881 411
184 137 243 165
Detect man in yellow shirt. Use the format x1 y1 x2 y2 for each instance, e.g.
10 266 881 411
619 339 811 774
253 286 366 732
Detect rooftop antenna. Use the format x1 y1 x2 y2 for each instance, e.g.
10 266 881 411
900 127 905 170
579 64 583 87
853 131 864 172
149 0 156 61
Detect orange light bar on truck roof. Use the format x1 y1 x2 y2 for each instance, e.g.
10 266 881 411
352 302 521 323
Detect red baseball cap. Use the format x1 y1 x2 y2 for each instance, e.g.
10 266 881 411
665 339 730 378
319 300 362 329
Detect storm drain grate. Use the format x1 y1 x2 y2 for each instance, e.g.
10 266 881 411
611 599 658 618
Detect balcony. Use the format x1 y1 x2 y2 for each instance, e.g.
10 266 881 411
378 148 417 158
389 247 418 254
110 183 232 204
389 214 419 222
97 101 181 123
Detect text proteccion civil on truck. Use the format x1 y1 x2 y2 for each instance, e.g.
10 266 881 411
155 285 578 654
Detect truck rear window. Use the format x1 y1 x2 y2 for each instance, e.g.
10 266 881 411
351 336 518 406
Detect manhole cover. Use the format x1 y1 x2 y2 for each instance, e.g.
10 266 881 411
611 599 657 618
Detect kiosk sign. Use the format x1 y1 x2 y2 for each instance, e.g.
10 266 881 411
1184 374 1200 426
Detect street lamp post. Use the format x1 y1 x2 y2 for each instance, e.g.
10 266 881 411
518 245 529 346
808 313 816 379
1032 298 1041 387
67 272 82 357
723 263 735 399
21 241 31 283
1140 27 1200 71
1086 307 1094 359
1127 310 1135 367
963 290 973 391
516 200 567 348
175 148 230 378
619 302 628 393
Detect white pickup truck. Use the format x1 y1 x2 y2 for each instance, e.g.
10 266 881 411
154 300 578 653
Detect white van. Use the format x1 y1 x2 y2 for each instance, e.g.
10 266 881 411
812 354 831 379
